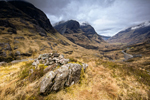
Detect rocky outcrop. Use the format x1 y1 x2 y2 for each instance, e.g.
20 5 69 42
31 53 88 95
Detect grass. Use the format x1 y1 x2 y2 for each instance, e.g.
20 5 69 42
0 56 150 100
0 28 150 99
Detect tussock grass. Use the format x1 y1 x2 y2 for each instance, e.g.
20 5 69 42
0 49 150 100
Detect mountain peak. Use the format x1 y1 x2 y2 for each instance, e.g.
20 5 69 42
108 21 150 45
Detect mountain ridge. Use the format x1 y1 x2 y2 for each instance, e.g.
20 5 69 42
54 20 104 49
107 21 150 45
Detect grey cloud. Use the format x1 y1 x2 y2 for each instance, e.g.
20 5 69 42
15 0 150 36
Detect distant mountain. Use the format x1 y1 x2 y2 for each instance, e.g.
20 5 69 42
100 35 111 40
54 20 104 49
108 21 150 45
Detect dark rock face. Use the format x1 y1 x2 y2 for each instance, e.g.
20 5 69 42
0 19 17 34
54 20 80 34
80 24 97 36
0 1 56 35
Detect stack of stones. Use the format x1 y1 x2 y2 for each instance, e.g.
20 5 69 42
32 53 69 72
31 53 88 95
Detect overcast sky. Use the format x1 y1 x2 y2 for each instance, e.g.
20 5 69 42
11 0 150 36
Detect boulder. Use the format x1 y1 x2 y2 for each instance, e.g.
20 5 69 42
40 63 84 94
31 53 88 95
65 63 82 86
40 71 57 94
52 65 69 91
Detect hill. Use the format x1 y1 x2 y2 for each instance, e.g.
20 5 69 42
107 21 150 45
54 20 104 49
0 1 91 62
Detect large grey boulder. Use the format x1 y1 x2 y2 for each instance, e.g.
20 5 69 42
40 63 85 94
52 65 69 91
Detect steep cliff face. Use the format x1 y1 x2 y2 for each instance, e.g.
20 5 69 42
108 21 150 45
8 1 55 33
54 20 81 34
54 20 104 49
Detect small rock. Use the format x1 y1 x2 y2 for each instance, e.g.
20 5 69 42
32 59 39 68
82 63 88 71
58 59 69 65
0 61 7 66
29 69 34 74
59 54 64 59
53 53 60 57
63 51 73 54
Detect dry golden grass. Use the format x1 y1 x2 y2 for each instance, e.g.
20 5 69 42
0 29 150 99
0 56 150 100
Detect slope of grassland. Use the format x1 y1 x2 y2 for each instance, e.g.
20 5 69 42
0 52 150 100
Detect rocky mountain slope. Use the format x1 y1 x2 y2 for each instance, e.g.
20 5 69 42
0 1 85 62
108 21 150 45
54 20 104 49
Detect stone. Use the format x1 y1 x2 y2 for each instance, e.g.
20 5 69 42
40 63 83 94
53 53 60 57
29 69 34 74
58 58 69 65
40 71 57 94
15 51 20 56
31 53 88 95
63 51 73 54
82 63 88 71
0 51 7 57
52 65 69 91
59 54 64 59
32 59 39 68
65 63 82 86
0 61 7 66
44 65 53 73
4 43 12 51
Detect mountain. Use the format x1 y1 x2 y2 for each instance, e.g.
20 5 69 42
0 1 78 62
100 35 111 40
107 21 150 45
54 20 104 49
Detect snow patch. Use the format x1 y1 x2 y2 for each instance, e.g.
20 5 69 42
131 21 150 30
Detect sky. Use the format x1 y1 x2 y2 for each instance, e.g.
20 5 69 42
5 0 150 36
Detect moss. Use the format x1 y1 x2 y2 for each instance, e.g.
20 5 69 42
19 62 33 79
79 67 85 84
